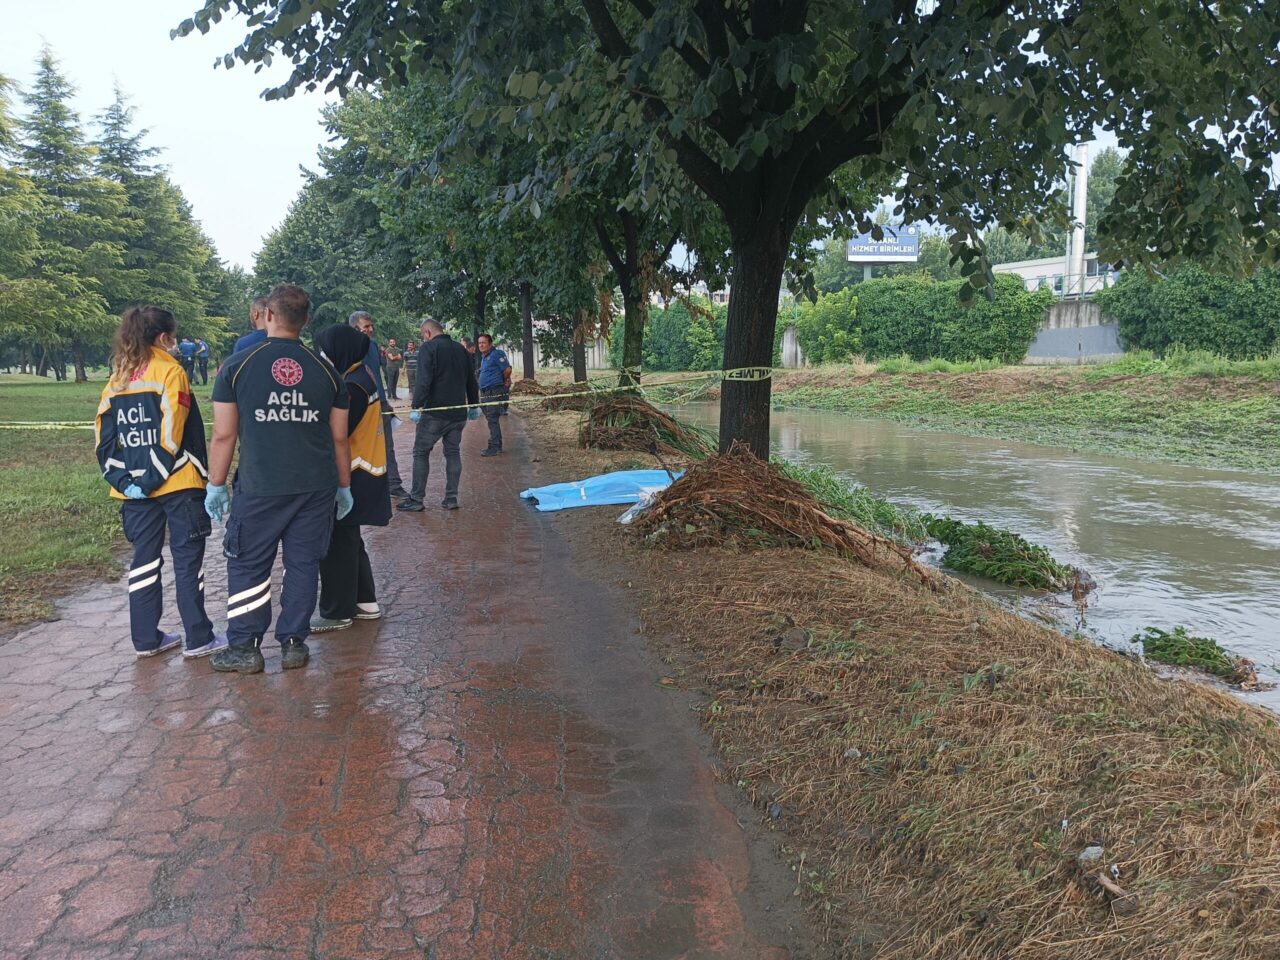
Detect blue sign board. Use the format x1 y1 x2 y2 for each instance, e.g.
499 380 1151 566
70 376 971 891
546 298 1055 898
846 225 920 263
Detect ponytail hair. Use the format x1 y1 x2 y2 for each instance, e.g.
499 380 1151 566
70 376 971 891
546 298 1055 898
110 305 177 386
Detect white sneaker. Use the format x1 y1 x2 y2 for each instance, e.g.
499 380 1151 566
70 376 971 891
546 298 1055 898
136 632 182 658
355 602 382 620
184 634 229 659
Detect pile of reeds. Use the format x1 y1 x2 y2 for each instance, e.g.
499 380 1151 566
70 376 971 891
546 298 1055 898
634 444 938 586
639 547 1280 959
540 380 593 411
577 393 716 458
508 378 552 397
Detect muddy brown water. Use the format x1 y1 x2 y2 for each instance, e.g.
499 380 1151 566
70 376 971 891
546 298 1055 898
675 402 1280 709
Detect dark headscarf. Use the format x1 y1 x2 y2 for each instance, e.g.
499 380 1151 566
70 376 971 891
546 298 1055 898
315 324 369 376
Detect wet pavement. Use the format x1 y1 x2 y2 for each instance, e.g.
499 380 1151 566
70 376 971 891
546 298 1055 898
0 415 805 959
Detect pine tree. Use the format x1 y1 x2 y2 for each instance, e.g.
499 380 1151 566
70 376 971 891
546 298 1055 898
0 74 44 372
20 47 127 381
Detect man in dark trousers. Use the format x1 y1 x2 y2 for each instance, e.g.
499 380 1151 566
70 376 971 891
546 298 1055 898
194 337 210 384
398 319 478 512
204 283 353 674
475 333 512 456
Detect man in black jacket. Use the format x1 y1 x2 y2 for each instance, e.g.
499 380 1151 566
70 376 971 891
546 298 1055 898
398 319 479 512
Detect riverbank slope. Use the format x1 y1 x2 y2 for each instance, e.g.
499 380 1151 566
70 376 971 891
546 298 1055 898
770 362 1280 470
522 404 1280 958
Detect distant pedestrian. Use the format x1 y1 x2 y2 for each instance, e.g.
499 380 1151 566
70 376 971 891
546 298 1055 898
476 333 512 457
177 336 197 377
95 305 225 660
204 283 353 675
232 296 269 355
195 337 210 384
399 319 478 512
349 311 406 498
384 338 403 400
310 325 393 632
404 340 418 396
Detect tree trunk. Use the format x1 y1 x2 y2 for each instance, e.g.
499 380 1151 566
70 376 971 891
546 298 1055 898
72 341 88 383
719 228 789 457
519 281 535 380
618 289 644 386
36 348 50 378
572 341 588 383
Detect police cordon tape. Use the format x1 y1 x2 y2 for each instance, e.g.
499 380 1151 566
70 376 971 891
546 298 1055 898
0 366 776 430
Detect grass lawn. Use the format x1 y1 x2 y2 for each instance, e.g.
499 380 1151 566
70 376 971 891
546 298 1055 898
0 375 218 624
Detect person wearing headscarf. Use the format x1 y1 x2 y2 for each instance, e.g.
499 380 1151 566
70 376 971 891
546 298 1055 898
310 324 393 631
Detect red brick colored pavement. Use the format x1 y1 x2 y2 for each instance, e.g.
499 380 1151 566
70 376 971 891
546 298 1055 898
0 413 811 959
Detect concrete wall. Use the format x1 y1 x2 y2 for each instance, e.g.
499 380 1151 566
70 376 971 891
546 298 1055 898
1024 321 1125 364
780 325 807 368
1043 299 1103 329
512 335 612 372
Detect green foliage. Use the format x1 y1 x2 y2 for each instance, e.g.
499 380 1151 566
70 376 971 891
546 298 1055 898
774 460 927 544
1134 626 1238 680
613 298 726 372
1095 265 1280 359
856 274 1049 364
923 516 1078 591
793 288 860 364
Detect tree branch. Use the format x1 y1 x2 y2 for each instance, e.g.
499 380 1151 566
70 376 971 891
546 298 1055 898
660 229 681 264
595 216 628 279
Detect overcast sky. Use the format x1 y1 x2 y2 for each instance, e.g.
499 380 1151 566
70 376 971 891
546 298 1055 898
1 0 333 269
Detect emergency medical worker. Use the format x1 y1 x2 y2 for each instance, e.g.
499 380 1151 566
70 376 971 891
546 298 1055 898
204 283 353 674
95 305 225 659
311 325 393 631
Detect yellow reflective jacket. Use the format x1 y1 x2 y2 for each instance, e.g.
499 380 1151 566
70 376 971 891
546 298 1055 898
95 347 208 500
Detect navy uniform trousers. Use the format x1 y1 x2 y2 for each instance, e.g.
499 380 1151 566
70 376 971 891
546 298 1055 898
222 488 334 651
120 490 214 653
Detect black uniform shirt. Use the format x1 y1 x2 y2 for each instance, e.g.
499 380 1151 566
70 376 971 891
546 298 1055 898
212 337 349 496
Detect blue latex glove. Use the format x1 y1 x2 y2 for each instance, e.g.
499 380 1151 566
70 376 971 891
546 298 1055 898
409 410 421 423
335 486 354 520
204 484 230 522
123 484 147 500
467 406 481 421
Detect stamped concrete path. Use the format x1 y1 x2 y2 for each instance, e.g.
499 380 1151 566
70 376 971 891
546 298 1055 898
0 414 809 960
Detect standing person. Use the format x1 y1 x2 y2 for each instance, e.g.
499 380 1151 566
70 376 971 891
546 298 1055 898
195 337 210 385
399 319 478 512
204 283 353 675
384 338 403 401
311 325 393 632
177 336 197 378
476 333 512 457
233 297 269 355
403 340 418 398
349 311 407 498
95 305 225 659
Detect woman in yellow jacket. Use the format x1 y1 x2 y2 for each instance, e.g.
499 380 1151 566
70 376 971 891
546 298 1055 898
95 306 226 659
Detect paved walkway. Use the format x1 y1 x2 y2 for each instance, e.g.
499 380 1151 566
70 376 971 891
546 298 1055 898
0 415 805 959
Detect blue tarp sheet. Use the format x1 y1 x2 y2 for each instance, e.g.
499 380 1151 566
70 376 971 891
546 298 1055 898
519 469 677 512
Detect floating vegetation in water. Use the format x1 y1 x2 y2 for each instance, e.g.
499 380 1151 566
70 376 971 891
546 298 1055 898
923 515 1091 594
1133 626 1260 688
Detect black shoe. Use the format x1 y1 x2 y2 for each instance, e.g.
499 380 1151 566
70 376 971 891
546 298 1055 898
210 645 265 675
441 497 459 510
481 448 502 457
389 485 408 498
397 499 424 512
281 638 310 670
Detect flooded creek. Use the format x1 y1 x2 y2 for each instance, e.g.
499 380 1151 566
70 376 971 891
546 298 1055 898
676 402 1280 708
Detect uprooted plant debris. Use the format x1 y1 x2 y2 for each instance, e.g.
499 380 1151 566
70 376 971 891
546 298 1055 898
540 380 594 411
924 514 1093 593
1134 625 1262 688
634 444 938 586
636 546 1280 959
508 378 552 397
577 393 716 458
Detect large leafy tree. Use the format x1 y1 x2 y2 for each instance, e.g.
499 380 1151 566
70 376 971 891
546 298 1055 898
19 48 129 381
182 0 1280 454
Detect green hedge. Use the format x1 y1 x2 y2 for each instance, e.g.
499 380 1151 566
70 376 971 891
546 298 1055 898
609 298 727 372
1094 265 1280 359
789 273 1049 364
